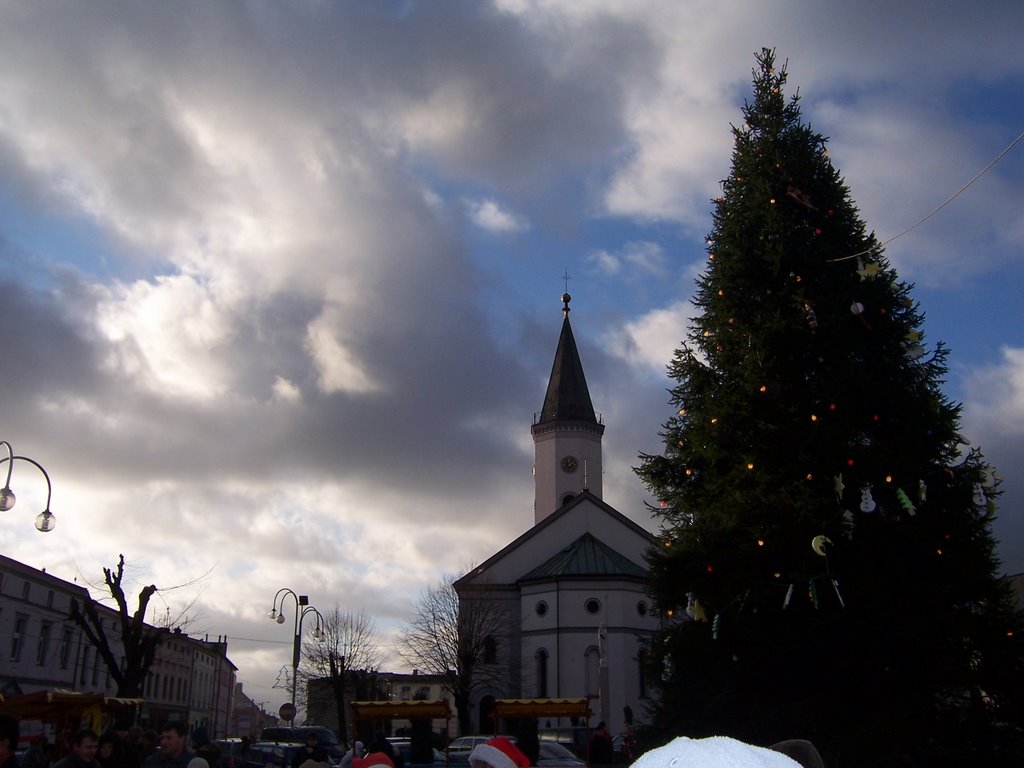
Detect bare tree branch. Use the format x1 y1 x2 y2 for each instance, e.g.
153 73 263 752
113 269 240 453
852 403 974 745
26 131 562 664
397 574 508 734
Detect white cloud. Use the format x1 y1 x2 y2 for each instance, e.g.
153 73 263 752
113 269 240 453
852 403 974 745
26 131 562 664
467 198 529 233
605 299 693 375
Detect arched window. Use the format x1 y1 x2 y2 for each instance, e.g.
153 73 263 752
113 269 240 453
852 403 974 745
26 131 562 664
484 635 497 664
536 648 549 697
584 645 600 698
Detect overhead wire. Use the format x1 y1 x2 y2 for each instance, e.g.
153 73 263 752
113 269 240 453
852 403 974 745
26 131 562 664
829 129 1024 263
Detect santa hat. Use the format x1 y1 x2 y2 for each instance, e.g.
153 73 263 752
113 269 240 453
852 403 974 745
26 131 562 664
469 738 530 768
353 753 395 768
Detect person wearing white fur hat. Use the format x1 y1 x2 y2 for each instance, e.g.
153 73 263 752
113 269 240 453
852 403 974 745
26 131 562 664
630 736 824 768
467 738 530 768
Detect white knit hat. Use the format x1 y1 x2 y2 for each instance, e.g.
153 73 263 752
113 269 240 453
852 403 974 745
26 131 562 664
630 736 801 768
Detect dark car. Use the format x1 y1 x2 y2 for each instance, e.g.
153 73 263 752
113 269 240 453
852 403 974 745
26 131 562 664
240 742 309 768
259 727 345 761
387 740 447 768
214 739 248 768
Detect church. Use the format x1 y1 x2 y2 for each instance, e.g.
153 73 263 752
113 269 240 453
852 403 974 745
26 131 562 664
454 293 660 739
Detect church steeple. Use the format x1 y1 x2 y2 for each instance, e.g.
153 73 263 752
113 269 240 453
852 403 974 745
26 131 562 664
531 293 605 524
537 294 600 425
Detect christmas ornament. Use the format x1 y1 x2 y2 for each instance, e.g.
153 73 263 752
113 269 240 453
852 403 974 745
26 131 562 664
918 479 927 503
856 258 881 280
841 509 855 539
974 484 987 506
783 583 794 609
804 300 818 331
896 488 916 515
811 534 832 556
834 473 845 501
850 300 872 330
785 185 817 210
859 486 877 512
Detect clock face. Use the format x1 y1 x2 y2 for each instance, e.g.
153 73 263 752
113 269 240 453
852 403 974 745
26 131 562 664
561 455 579 473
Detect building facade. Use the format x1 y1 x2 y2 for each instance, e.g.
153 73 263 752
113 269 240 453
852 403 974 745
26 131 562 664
0 554 236 737
455 295 659 738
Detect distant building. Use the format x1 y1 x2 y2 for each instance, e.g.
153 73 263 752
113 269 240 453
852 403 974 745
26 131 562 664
455 295 660 738
230 682 276 739
0 553 236 737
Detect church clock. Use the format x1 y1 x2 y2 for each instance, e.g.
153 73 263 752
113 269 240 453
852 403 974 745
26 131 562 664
561 455 579 473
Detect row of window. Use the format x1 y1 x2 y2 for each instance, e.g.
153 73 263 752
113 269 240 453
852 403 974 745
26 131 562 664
0 574 58 608
8 613 76 668
533 647 648 699
535 598 648 616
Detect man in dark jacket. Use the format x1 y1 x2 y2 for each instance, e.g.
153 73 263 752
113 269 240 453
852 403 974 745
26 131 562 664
290 733 327 768
142 723 199 768
53 729 101 768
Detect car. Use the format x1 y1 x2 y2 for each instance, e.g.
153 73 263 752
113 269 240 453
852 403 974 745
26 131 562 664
387 740 448 768
536 729 589 760
239 741 309 768
537 741 586 768
214 738 248 768
259 727 346 761
447 736 516 764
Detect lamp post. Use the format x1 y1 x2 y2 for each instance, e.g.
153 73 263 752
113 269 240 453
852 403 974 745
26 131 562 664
268 588 325 716
0 440 56 532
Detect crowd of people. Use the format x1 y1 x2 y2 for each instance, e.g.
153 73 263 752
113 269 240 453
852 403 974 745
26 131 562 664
0 716 228 768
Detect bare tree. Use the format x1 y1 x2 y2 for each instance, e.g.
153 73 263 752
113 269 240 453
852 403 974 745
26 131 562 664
69 554 168 697
299 606 385 739
398 574 508 734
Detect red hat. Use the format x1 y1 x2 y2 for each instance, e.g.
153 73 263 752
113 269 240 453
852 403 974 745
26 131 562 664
353 753 395 768
469 738 530 768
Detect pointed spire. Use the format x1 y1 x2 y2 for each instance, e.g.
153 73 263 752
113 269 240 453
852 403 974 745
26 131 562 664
538 293 598 424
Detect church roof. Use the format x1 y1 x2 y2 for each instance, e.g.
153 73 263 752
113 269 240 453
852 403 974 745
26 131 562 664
536 294 599 426
519 531 648 581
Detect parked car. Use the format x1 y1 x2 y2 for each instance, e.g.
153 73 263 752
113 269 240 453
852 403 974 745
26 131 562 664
214 738 248 768
537 741 586 768
239 741 309 768
447 736 517 764
536 729 589 760
259 727 346 761
388 740 447 768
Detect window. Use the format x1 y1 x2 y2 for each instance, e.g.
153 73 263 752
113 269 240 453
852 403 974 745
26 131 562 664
22 581 30 600
637 600 648 616
10 614 27 661
536 649 549 698
92 655 100 685
535 600 548 616
483 635 497 664
47 590 55 608
585 598 601 614
59 627 73 669
81 647 91 684
36 621 52 666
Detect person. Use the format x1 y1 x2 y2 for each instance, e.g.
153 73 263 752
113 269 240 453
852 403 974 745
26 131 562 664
364 734 400 768
628 735 808 768
138 732 159 765
588 723 614 767
141 723 201 768
21 735 52 768
0 716 20 768
98 734 120 768
53 729 101 768
290 733 327 768
467 737 530 768
339 740 364 768
191 729 219 768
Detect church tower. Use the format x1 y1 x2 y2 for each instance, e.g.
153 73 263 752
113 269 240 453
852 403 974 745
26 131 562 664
531 293 605 523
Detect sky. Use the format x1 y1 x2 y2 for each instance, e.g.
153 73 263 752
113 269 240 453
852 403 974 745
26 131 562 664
1 0 1023 714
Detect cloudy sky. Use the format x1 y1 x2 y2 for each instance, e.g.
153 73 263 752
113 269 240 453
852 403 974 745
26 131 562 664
2 1 1022 711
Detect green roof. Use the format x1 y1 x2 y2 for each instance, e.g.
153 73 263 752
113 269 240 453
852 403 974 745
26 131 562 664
519 532 648 581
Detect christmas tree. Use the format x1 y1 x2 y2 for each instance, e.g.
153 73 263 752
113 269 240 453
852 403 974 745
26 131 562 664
637 49 1024 767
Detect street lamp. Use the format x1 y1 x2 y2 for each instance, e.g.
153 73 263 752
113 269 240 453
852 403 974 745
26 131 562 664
0 440 56 532
268 588 325 715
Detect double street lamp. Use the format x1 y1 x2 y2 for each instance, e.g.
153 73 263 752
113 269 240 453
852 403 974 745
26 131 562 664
0 440 56 532
268 588 325 715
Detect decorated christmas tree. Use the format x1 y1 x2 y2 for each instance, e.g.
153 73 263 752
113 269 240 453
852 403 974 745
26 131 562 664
637 49 1023 767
